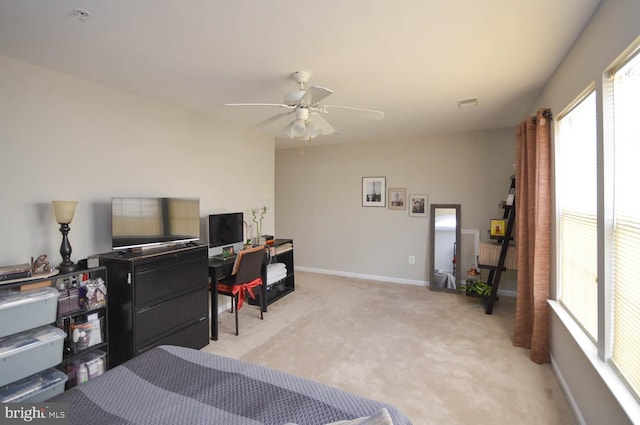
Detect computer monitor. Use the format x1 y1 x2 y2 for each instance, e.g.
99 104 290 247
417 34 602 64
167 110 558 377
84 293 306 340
208 212 244 248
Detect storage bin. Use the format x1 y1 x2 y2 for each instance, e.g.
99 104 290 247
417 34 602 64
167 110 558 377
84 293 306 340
0 325 66 387
65 350 106 388
479 243 518 270
0 368 67 403
79 278 107 311
57 288 80 317
69 315 104 354
0 287 60 338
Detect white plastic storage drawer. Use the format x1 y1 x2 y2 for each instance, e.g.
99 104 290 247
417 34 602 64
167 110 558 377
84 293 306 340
0 287 60 338
0 325 66 387
0 368 67 403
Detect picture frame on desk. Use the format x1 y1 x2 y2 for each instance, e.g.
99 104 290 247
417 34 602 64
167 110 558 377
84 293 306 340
222 246 235 258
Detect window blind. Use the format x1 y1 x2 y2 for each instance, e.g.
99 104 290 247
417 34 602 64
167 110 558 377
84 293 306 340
557 91 598 340
611 51 640 399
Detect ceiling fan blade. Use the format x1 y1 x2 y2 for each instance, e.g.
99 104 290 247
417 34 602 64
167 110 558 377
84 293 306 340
322 105 385 120
252 111 294 129
224 103 295 110
309 112 336 136
300 86 334 106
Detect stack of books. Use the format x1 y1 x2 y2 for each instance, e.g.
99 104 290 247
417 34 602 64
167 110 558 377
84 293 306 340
0 263 32 282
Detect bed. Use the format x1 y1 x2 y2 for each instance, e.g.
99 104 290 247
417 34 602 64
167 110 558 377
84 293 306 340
50 345 413 425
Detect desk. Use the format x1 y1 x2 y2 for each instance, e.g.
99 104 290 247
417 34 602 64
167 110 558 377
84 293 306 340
208 255 267 341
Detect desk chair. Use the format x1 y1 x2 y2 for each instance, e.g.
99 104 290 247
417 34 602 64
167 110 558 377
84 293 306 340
217 245 265 335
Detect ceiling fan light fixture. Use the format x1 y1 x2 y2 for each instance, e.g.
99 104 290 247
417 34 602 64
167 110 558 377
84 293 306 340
305 119 322 139
285 123 295 139
290 119 306 138
224 70 383 142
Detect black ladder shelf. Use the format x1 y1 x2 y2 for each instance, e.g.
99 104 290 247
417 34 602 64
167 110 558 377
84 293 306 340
478 176 516 314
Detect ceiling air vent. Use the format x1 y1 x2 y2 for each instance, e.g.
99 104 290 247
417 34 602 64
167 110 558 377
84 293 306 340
457 97 479 108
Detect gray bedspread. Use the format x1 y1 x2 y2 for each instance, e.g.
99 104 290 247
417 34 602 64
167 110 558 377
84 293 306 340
51 345 412 425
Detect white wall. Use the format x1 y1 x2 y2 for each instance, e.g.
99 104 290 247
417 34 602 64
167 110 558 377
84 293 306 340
528 0 640 423
275 129 515 287
0 55 275 266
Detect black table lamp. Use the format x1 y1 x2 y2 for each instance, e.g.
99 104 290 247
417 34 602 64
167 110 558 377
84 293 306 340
52 200 79 273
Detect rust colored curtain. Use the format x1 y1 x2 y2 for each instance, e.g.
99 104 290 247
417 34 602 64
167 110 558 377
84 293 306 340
513 108 552 364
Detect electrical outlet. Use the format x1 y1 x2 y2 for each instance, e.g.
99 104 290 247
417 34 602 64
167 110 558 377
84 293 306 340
409 256 415 264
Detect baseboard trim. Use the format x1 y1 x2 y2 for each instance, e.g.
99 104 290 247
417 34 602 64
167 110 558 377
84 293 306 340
548 300 640 424
296 266 518 298
497 289 517 298
550 353 586 425
295 266 427 287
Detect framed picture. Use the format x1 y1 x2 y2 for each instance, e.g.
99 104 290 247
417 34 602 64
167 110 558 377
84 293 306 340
490 219 507 237
222 246 235 258
362 177 386 207
409 194 428 217
388 187 407 210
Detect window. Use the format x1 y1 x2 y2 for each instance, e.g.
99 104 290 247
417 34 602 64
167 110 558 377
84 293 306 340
557 45 640 401
557 91 598 340
610 50 640 398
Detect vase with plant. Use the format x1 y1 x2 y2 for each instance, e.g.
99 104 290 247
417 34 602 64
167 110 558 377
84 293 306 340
243 219 252 247
250 206 267 245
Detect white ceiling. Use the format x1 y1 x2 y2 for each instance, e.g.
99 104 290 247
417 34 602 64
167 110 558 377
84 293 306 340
0 0 601 149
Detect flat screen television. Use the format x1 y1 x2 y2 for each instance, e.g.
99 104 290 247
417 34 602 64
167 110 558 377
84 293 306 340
208 212 244 248
111 197 200 250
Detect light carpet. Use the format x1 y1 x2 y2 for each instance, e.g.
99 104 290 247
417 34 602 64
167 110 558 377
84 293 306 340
202 271 575 425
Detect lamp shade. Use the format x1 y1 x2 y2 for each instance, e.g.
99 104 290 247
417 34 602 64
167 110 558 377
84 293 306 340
52 201 78 224
305 119 322 139
290 119 306 137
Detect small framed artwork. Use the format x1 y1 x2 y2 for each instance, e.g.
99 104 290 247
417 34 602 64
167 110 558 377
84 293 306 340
362 177 386 207
409 194 428 217
222 246 235 258
490 219 507 237
388 187 407 210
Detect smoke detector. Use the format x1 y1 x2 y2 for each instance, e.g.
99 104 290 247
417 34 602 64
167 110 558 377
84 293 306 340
72 8 91 21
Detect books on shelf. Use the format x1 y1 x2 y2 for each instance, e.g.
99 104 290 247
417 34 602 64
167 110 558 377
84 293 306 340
0 263 32 281
0 271 31 281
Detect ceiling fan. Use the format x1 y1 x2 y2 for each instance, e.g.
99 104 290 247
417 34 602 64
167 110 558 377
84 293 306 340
225 71 384 141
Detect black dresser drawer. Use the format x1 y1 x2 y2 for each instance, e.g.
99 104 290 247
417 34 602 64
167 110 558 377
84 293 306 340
135 288 207 346
134 251 207 306
136 318 208 356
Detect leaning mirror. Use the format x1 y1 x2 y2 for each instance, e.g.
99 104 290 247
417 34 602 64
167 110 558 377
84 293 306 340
429 204 461 292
